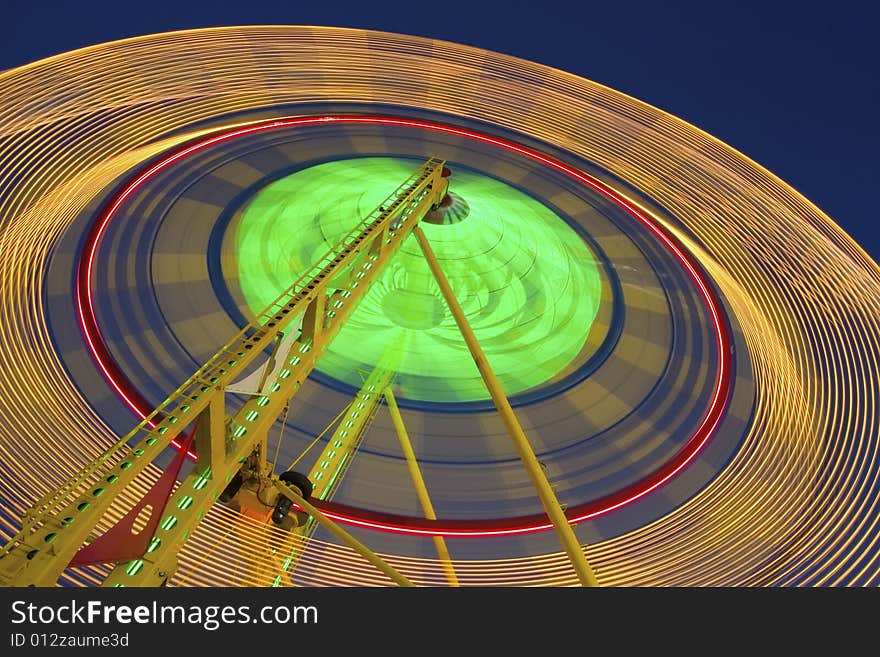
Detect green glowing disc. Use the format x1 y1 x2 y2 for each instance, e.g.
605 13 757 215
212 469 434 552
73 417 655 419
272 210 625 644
234 158 603 403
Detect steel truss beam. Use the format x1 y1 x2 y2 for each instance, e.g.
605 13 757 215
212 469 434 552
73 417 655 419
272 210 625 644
0 159 449 587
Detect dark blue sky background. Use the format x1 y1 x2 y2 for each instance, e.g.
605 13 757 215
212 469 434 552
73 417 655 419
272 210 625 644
3 0 877 260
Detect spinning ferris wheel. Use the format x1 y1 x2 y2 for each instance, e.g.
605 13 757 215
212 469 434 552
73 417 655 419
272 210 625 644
0 26 877 587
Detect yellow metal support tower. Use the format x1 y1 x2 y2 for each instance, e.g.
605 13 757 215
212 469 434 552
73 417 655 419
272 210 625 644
0 159 449 587
1 160 600 588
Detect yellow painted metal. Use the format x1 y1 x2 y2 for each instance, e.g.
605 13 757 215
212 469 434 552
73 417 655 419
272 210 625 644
307 367 395 503
194 394 226 474
99 165 447 587
412 226 600 587
234 512 285 587
270 367 393 585
274 481 413 587
383 388 459 587
0 159 449 587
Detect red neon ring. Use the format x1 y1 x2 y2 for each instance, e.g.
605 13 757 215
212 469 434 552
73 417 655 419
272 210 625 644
76 115 733 537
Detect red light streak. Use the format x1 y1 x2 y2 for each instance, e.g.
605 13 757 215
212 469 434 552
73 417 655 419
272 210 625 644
76 115 732 536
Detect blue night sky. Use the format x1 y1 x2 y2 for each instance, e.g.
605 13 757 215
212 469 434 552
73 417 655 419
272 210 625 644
3 0 877 260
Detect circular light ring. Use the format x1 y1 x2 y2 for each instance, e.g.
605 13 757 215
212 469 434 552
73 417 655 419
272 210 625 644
74 115 734 536
59 111 743 541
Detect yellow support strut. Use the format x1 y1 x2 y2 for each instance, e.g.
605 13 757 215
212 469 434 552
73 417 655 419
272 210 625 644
276 367 393 585
383 388 460 587
274 480 413 587
412 226 599 587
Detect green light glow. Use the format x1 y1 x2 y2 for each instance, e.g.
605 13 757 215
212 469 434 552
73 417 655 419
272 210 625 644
234 158 602 402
